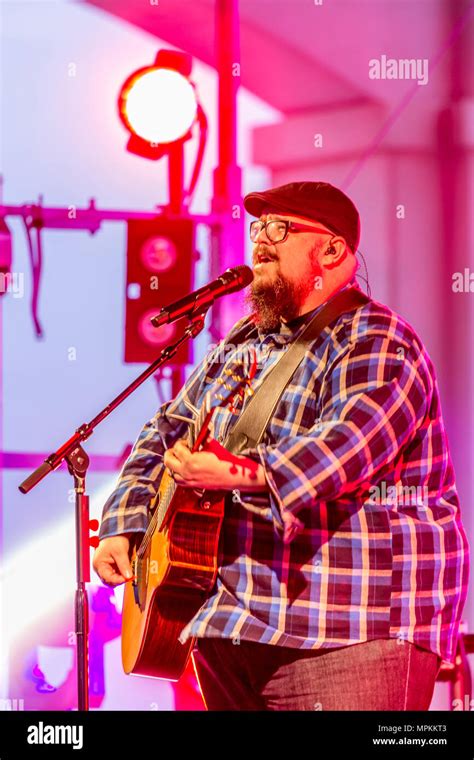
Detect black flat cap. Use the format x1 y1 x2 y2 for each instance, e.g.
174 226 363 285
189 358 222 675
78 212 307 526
244 180 360 253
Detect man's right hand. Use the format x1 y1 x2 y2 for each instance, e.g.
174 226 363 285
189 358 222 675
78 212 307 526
92 533 135 587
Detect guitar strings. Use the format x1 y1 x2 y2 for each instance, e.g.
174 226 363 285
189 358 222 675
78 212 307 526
137 363 250 560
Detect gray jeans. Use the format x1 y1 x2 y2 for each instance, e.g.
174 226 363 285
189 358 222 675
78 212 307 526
192 637 442 711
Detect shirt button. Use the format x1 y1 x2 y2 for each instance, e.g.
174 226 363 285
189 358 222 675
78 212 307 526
217 434 224 443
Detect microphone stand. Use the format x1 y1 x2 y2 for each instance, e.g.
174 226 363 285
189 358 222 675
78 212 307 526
18 308 210 711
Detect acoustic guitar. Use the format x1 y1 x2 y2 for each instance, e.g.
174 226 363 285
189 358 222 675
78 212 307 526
121 361 254 681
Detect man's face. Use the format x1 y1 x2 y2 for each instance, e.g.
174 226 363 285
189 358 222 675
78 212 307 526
246 212 334 330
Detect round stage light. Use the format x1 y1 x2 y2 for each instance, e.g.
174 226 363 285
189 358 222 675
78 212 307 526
140 236 178 273
120 67 198 145
139 309 176 346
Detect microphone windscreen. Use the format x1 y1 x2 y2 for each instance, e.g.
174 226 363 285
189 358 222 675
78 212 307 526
235 265 254 287
222 265 254 294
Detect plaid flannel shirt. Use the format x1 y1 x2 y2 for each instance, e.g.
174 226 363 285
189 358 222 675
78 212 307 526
98 283 469 663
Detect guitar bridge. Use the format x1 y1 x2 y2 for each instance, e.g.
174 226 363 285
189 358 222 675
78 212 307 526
131 557 148 611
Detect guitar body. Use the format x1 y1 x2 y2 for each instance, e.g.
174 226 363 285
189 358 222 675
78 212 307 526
121 361 254 681
121 468 226 681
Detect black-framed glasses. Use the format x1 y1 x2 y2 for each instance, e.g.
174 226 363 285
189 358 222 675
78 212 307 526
249 219 333 244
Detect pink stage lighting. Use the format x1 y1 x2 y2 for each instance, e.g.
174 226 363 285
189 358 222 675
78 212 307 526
118 50 198 160
120 68 197 144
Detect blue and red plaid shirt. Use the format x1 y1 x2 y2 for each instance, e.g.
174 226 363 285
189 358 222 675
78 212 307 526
98 283 469 664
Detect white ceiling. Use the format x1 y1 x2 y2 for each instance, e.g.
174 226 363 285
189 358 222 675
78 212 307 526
81 0 456 115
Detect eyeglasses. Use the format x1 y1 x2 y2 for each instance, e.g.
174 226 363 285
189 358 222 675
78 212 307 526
249 219 333 244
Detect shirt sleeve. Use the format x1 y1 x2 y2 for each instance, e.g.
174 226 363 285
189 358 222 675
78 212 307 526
97 316 251 540
241 334 434 534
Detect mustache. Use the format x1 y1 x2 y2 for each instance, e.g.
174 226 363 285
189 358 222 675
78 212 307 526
253 245 278 263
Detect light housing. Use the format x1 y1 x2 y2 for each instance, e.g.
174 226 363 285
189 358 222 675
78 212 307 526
118 50 198 160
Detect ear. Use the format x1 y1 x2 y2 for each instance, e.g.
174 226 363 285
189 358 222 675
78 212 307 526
322 237 348 269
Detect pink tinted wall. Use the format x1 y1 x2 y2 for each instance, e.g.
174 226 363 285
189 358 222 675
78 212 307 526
248 0 474 634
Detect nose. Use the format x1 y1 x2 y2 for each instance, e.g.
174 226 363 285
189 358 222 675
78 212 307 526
254 226 272 246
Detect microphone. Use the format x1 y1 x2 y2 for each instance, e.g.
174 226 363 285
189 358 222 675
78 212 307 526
150 265 254 327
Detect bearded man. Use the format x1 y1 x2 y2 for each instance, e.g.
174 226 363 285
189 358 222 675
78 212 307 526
93 181 469 711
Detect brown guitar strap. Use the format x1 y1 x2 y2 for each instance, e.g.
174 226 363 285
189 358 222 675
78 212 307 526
223 287 371 455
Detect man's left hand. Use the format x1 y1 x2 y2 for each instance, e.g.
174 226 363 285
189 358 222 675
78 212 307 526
163 437 267 492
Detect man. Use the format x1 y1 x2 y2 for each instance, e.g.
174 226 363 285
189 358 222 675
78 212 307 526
93 181 469 711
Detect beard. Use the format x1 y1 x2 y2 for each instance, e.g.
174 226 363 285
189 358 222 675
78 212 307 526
245 246 321 331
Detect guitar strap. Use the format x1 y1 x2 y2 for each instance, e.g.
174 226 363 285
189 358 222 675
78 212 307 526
223 287 371 455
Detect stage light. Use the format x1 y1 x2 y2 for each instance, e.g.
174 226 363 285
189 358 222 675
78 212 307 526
140 236 178 273
121 68 198 145
118 50 203 161
138 310 176 347
118 51 207 214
